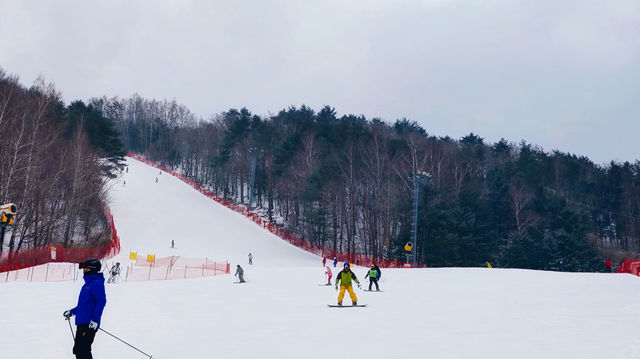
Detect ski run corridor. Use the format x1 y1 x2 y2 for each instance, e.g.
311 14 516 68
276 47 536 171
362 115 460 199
2 157 640 359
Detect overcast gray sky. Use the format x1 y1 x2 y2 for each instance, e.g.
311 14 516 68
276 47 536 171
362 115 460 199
1 0 638 164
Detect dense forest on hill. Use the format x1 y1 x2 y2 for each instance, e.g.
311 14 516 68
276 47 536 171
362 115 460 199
91 95 640 271
0 68 124 256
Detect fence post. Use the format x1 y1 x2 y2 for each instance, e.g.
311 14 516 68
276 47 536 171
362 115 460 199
184 266 187 279
148 264 151 280
202 264 204 277
45 263 50 282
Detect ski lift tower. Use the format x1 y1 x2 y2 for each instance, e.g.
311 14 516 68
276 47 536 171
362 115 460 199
410 171 431 267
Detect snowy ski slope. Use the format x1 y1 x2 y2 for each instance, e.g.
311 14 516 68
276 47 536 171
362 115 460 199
2 157 640 359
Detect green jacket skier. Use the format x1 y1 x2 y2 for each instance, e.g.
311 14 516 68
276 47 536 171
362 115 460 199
335 262 360 305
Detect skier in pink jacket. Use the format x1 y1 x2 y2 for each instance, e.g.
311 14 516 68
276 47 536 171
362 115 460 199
325 266 333 285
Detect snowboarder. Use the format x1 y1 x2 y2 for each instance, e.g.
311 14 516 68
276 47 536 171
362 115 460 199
364 264 380 291
248 252 253 265
171 240 175 249
335 262 360 306
325 266 333 285
333 257 337 268
235 265 246 283
155 177 158 183
107 262 120 284
63 258 106 359
322 256 326 267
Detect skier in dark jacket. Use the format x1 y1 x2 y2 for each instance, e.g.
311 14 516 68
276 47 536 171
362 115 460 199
63 258 106 359
373 264 381 279
235 265 246 283
365 264 380 291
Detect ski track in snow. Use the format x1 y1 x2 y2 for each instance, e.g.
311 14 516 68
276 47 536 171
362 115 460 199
2 157 640 359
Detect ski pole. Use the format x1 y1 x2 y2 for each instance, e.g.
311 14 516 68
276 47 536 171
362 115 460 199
99 327 153 358
66 318 75 340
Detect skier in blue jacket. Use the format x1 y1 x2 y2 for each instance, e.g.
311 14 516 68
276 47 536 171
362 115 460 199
63 258 106 359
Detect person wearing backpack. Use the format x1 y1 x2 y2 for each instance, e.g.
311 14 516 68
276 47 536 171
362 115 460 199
365 264 380 291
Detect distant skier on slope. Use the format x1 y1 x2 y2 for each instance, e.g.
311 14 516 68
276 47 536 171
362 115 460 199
364 264 380 291
107 262 121 283
322 256 326 267
235 265 246 283
63 258 106 359
325 266 333 285
333 257 337 268
335 262 360 306
248 252 253 265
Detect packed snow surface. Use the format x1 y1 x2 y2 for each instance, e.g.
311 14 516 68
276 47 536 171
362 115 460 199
2 157 640 359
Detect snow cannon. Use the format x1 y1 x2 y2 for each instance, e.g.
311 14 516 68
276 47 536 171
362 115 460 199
404 242 413 253
0 203 17 226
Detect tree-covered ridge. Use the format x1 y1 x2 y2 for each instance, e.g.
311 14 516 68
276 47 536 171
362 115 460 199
95 96 640 272
0 68 123 255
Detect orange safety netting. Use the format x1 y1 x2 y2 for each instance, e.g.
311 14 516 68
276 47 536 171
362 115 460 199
130 153 422 268
0 207 121 273
125 256 230 281
1 263 76 283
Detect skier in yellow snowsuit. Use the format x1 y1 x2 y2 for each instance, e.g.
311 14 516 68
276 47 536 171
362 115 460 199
335 262 361 306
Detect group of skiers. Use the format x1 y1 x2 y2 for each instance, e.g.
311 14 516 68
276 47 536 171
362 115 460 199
232 253 254 283
326 259 382 306
61 255 379 357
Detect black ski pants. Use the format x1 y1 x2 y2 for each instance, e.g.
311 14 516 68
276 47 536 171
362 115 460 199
73 324 96 359
368 277 379 291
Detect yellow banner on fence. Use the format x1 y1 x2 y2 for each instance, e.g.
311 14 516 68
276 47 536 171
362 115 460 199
129 251 137 260
147 254 155 263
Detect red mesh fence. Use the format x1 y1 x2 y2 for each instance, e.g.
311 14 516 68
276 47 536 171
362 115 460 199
617 259 640 276
130 153 421 268
0 207 121 273
125 256 229 281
